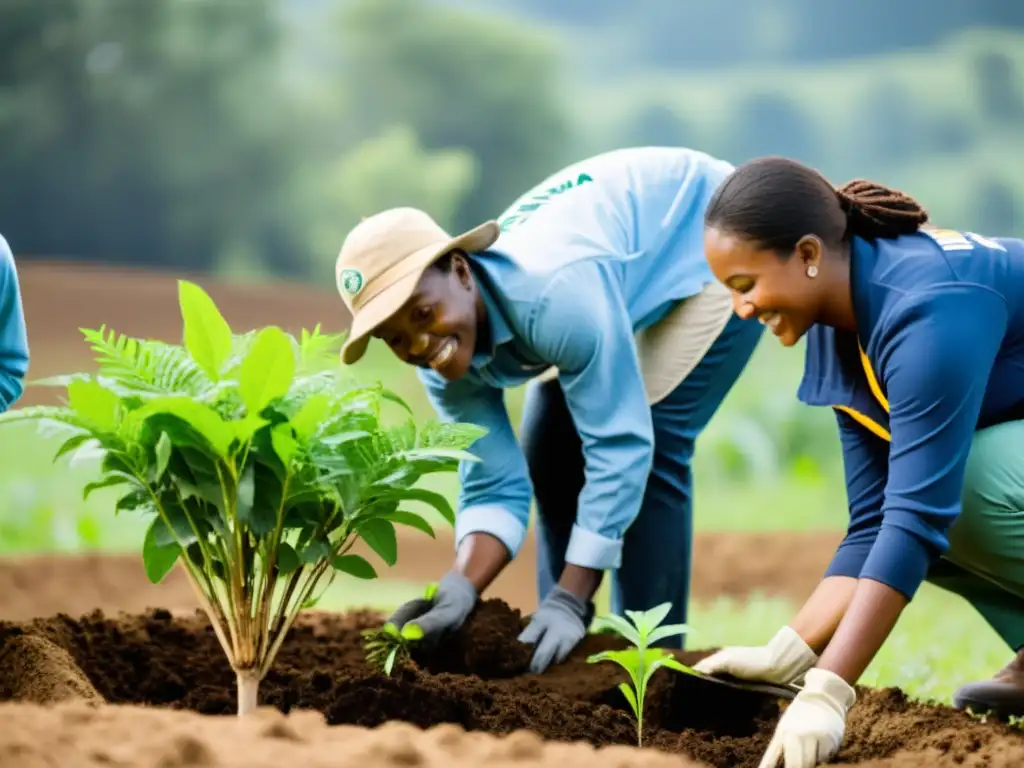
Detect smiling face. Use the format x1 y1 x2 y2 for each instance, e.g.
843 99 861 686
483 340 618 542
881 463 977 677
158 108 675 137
370 251 482 381
704 228 828 347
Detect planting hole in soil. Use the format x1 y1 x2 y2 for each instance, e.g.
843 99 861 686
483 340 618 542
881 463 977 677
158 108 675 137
2 597 1024 767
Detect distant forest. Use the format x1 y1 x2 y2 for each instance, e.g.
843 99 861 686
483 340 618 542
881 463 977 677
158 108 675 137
1 0 1021 281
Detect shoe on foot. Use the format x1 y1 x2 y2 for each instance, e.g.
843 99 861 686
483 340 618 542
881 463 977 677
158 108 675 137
953 649 1024 720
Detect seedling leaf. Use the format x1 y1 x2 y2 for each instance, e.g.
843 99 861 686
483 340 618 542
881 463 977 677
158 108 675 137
382 510 435 538
368 486 455 526
67 378 121 432
332 554 377 579
359 518 398 565
239 326 294 413
586 601 695 746
647 622 690 646
142 518 180 584
179 280 232 380
592 614 641 646
618 682 639 717
155 431 172 481
276 543 301 573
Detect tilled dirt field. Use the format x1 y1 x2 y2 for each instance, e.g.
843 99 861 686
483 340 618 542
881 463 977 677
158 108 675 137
0 528 838 621
0 598 1022 768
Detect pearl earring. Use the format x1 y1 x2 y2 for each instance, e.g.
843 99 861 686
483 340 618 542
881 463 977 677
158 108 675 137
806 265 819 278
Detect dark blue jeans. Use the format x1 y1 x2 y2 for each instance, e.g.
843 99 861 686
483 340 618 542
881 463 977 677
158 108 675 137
519 311 764 647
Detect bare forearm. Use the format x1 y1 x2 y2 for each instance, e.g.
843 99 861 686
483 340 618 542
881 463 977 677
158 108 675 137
454 532 510 593
815 578 908 684
789 576 859 653
558 563 603 601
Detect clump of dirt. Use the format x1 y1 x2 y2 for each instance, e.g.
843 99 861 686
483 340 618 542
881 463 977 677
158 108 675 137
409 599 534 677
0 634 104 705
1 598 1022 768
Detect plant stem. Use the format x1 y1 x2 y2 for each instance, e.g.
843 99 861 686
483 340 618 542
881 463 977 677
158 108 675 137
255 471 291 657
181 563 235 666
259 562 328 678
235 667 261 716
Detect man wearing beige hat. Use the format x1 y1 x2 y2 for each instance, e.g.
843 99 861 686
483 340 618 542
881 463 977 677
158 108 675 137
335 147 764 673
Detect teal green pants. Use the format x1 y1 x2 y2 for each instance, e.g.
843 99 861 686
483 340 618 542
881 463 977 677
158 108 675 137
925 419 1024 650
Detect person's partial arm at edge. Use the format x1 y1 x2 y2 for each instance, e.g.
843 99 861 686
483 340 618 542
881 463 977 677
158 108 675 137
0 235 28 411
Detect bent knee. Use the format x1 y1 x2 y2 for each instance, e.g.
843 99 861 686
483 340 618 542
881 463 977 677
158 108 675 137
963 421 1024 513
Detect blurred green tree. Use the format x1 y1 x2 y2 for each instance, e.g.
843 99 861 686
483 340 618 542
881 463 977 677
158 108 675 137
854 82 921 165
620 103 698 150
336 0 572 230
973 178 1018 235
724 90 821 165
972 51 1024 126
299 125 478 280
0 0 302 274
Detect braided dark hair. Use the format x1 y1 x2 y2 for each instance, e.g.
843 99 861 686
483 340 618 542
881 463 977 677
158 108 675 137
835 179 929 240
705 156 929 256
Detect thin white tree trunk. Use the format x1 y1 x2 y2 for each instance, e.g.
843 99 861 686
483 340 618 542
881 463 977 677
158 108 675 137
236 668 261 716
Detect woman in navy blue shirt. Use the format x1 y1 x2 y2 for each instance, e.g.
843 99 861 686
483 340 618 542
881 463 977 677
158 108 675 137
696 155 1024 768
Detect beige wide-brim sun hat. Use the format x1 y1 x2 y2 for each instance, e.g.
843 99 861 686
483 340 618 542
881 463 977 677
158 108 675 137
335 207 501 365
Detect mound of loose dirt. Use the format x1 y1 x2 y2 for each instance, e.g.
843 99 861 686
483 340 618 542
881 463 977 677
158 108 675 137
0 634 102 705
0 702 703 768
0 599 1021 768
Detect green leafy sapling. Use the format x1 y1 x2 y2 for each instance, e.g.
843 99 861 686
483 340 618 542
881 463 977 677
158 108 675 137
587 602 698 746
362 582 437 675
0 281 486 716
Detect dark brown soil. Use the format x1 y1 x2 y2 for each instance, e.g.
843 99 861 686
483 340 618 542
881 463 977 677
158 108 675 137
0 598 1021 768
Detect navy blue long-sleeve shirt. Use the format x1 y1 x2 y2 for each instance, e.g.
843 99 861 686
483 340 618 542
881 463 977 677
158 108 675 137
797 228 1024 600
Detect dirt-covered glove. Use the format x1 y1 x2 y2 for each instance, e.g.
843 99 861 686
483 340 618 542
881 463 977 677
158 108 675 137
518 585 594 674
693 626 818 685
387 570 478 647
757 668 856 768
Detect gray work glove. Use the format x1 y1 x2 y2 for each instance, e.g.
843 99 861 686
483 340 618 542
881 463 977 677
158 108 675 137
387 570 478 647
518 585 594 674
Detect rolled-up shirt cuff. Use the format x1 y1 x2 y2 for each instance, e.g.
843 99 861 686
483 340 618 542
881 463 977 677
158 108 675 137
859 520 938 600
565 524 623 570
453 504 527 558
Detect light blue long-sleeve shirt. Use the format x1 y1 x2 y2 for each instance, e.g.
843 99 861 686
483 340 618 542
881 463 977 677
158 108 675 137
0 234 28 411
416 147 735 571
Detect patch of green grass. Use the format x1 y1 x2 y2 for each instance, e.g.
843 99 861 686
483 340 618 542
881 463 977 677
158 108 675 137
0 422 148 554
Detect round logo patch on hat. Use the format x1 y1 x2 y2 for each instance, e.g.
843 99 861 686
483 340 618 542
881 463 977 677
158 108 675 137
338 268 365 298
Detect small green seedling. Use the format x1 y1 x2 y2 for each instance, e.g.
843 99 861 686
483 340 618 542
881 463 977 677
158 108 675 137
362 582 439 675
363 621 425 675
587 602 697 746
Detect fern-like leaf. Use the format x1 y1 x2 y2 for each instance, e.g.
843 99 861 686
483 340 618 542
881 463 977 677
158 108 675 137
0 405 90 431
80 326 213 398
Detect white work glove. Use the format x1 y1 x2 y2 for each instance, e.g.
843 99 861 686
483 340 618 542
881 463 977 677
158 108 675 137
693 626 818 685
757 668 856 768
